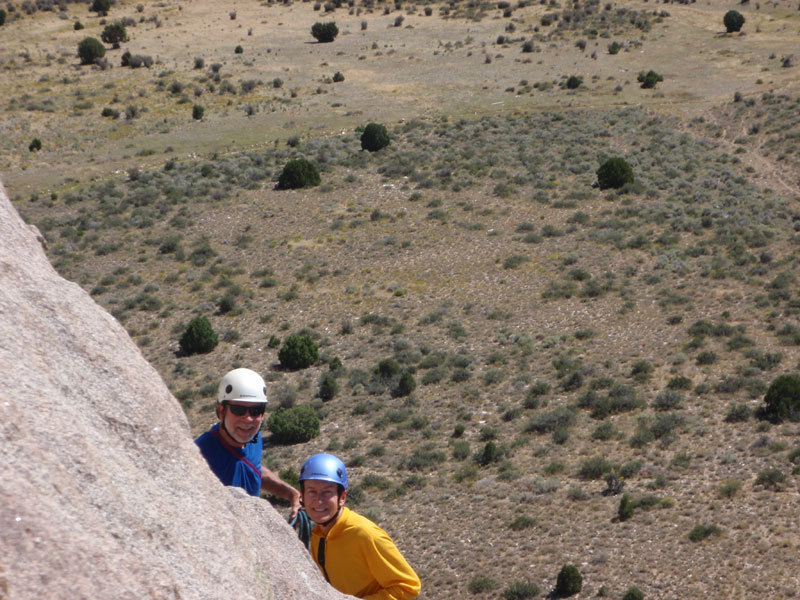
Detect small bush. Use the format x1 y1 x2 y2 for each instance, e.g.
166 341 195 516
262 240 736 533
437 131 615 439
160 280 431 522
724 403 750 422
101 22 128 48
394 371 417 397
622 587 645 600
608 41 622 54
565 75 582 89
469 575 496 593
618 493 634 521
0 8 6 25
361 122 390 152
28 138 42 152
332 71 344 82
319 372 339 401
578 455 613 479
755 468 786 490
688 524 722 542
724 10 745 33
179 316 218 355
277 158 321 190
90 0 110 15
73 20 84 30
762 374 800 422
311 21 339 42
192 104 204 120
278 332 319 369
501 581 540 600
596 156 633 189
555 564 582 596
637 70 663 89
78 37 106 65
509 515 536 531
267 405 320 444
234 45 243 54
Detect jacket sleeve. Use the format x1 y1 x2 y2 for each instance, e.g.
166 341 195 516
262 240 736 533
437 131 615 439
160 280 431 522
361 529 421 600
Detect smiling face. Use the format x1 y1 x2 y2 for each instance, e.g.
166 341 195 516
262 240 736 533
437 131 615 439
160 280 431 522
301 479 346 532
217 402 264 446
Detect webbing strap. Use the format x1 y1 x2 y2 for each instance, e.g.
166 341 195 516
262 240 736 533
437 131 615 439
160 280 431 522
318 537 331 583
210 427 262 480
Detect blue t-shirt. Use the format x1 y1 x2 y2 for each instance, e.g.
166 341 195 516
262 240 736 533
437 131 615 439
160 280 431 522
195 424 263 496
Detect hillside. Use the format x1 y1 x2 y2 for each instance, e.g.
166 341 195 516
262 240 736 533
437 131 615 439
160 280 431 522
3 0 800 597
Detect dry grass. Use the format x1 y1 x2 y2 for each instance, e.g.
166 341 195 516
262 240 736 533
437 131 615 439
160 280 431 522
4 0 800 598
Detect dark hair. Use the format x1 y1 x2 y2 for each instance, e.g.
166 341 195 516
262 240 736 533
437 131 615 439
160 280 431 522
300 480 345 496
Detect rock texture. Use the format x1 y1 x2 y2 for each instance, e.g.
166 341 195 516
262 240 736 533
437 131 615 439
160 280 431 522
0 181 351 600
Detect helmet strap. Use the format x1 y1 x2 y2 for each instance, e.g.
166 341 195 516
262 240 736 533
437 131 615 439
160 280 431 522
319 505 343 529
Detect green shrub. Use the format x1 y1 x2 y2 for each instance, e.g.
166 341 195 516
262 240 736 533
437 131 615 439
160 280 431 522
78 37 106 65
277 158 321 189
622 587 645 600
555 564 582 596
90 0 110 15
361 122 390 152
637 70 663 89
565 75 582 89
501 581 540 600
762 374 800 422
318 372 339 401
724 403 750 422
469 575 496 593
234 45 243 54
688 523 722 542
278 332 319 369
718 478 742 498
73 20 84 30
596 157 633 189
608 41 622 54
267 405 320 444
618 493 634 521
179 316 218 355
724 10 745 33
311 21 339 42
755 468 786 490
394 371 417 397
101 22 128 48
509 515 536 531
578 455 613 479
192 104 204 120
377 358 401 379
28 138 42 152
474 441 502 466
332 71 344 82
0 8 6 25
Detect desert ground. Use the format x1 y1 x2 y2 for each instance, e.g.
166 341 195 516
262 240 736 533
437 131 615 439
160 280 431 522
3 0 800 597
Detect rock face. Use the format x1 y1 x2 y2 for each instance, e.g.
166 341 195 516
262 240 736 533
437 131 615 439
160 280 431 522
0 182 350 600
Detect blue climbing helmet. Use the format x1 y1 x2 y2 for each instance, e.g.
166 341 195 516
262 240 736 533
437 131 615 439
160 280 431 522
299 453 348 489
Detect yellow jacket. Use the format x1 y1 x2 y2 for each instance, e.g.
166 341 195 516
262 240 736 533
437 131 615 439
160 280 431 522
310 507 421 600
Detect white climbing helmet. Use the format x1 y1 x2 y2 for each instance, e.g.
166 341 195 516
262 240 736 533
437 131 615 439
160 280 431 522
217 368 268 404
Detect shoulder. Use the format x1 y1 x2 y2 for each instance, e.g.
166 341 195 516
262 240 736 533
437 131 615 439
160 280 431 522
338 508 390 540
195 426 219 450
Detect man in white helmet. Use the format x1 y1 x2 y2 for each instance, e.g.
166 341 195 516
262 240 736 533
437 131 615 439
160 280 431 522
195 368 300 518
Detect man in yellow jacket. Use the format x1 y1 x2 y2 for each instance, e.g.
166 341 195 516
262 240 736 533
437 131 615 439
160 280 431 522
299 453 421 600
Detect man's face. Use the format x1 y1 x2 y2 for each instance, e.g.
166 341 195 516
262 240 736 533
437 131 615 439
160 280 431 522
302 480 346 525
219 402 264 445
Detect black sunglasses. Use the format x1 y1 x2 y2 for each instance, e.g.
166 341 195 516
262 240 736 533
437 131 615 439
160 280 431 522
224 403 266 417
